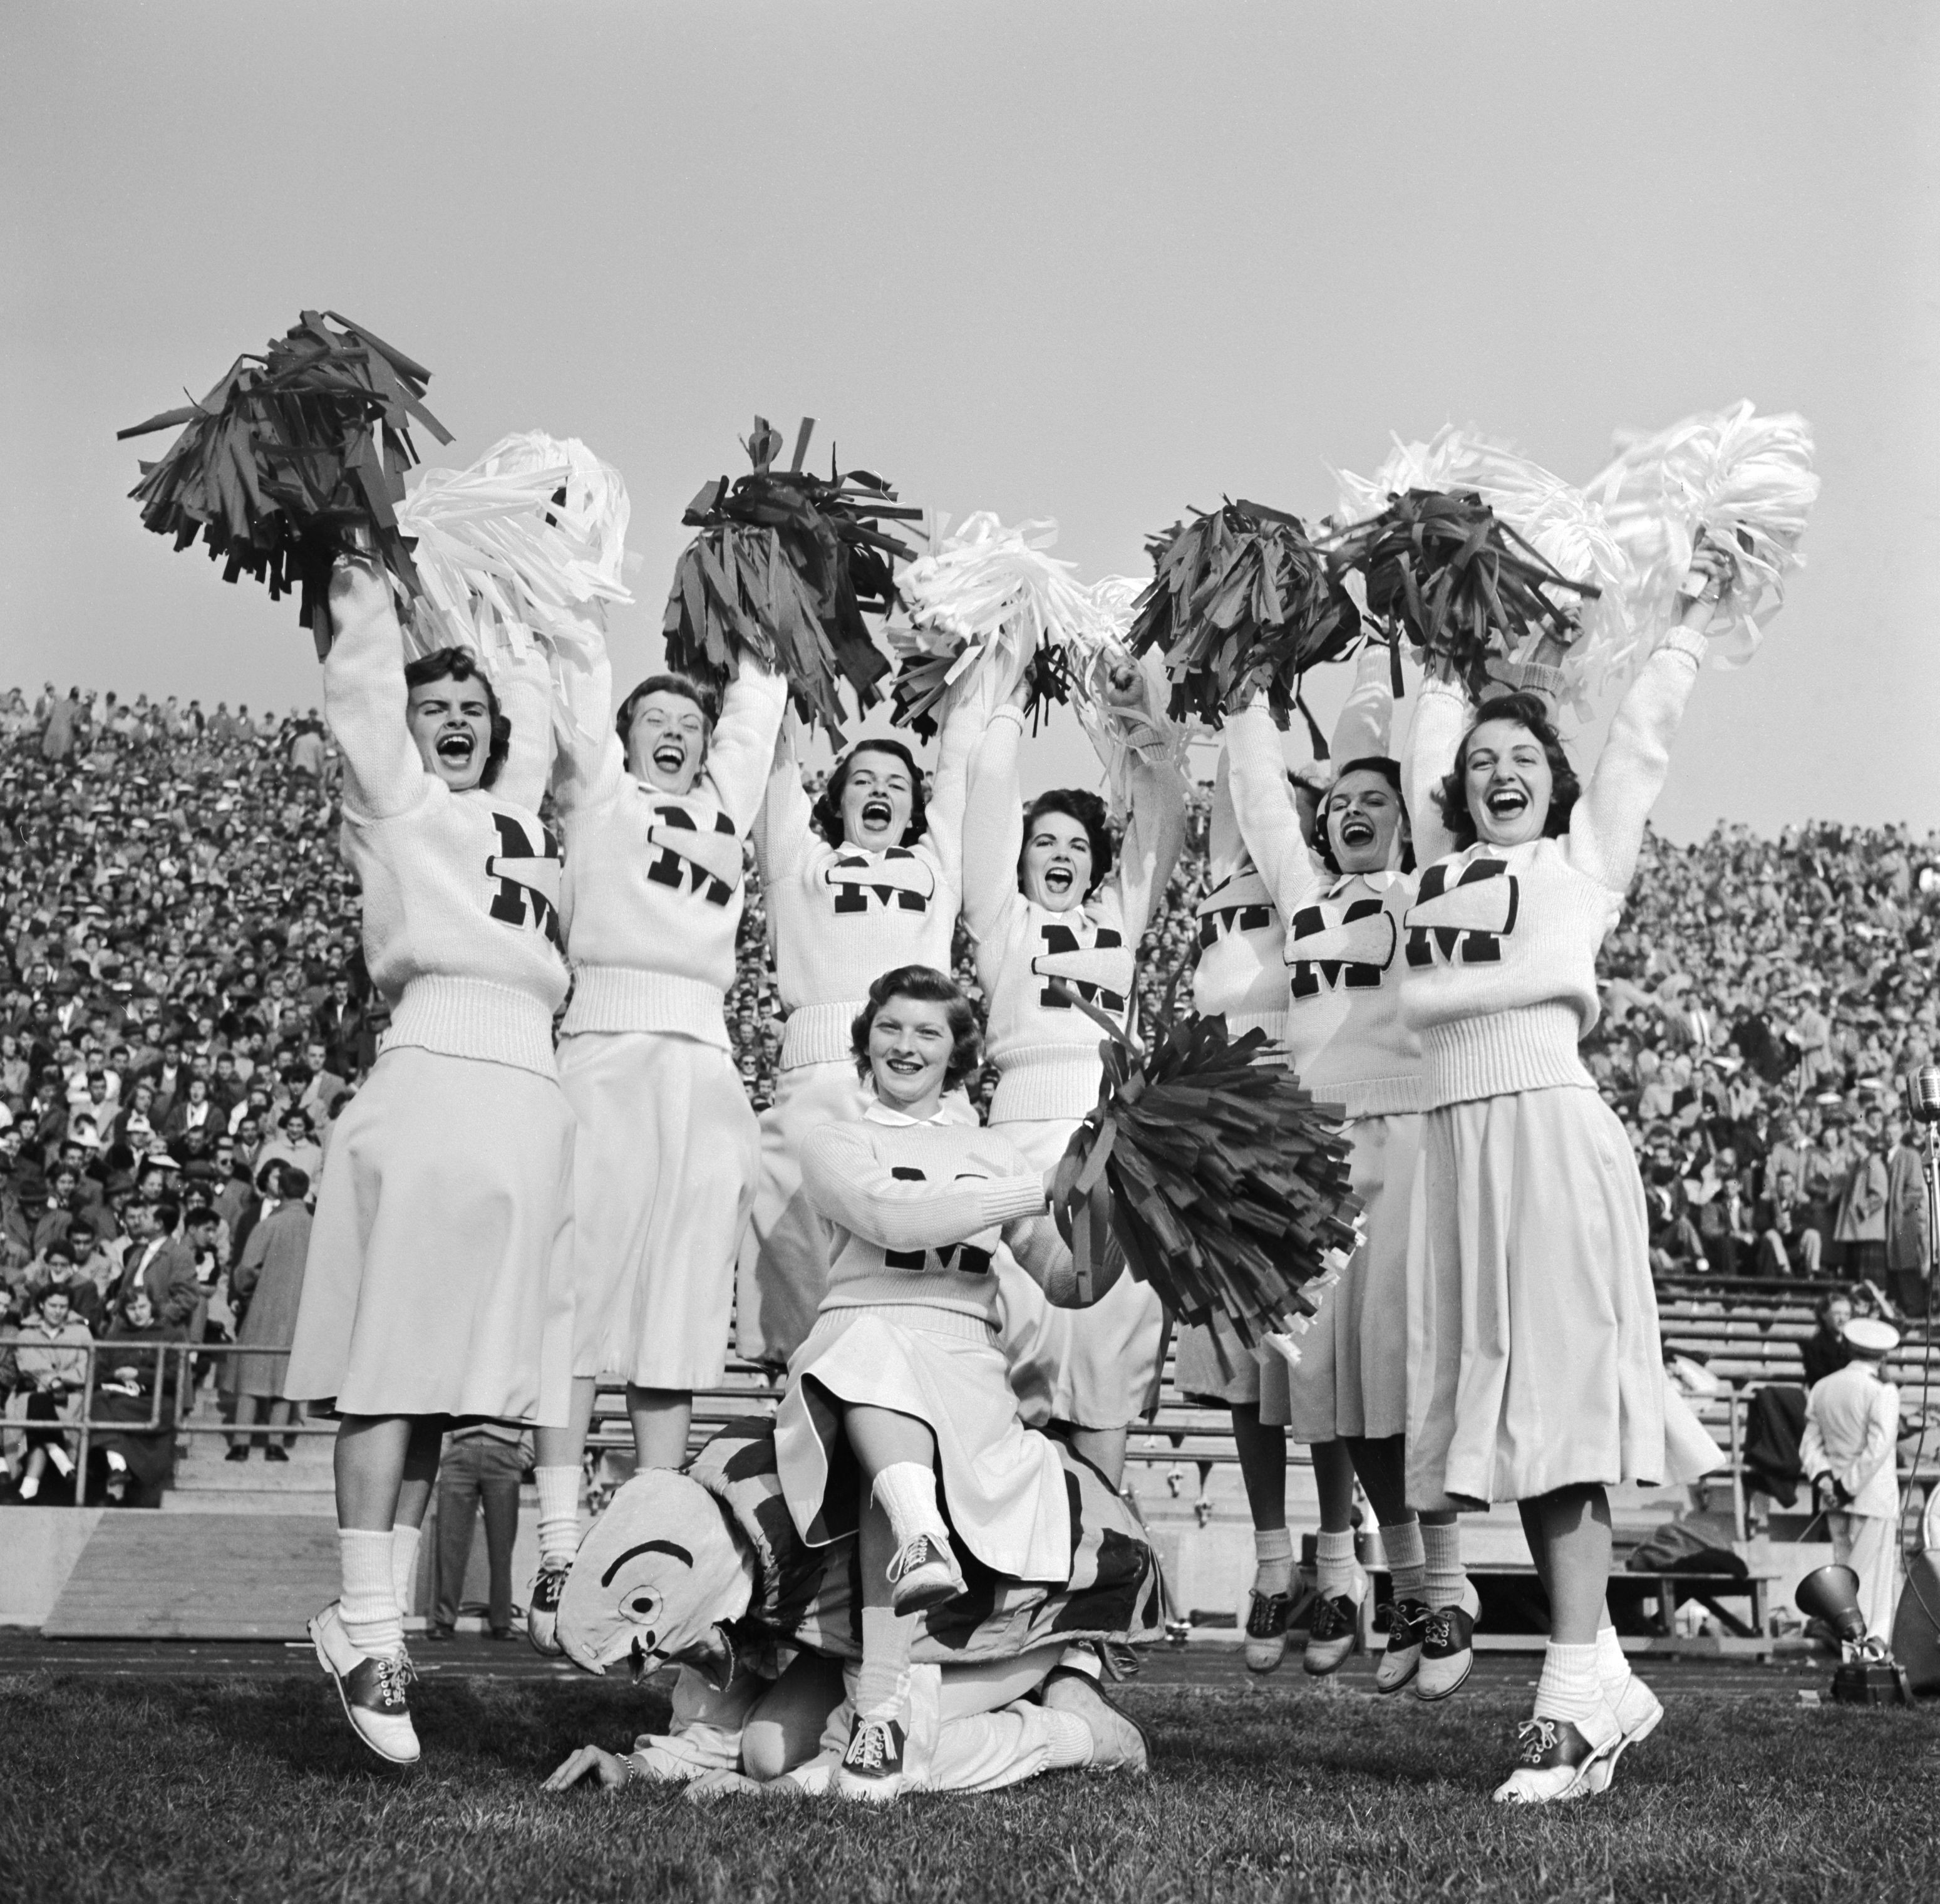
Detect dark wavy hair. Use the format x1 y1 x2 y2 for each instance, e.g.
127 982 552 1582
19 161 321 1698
614 672 719 749
850 965 982 1092
1433 692 1580 852
403 648 510 789
1020 789 1114 897
813 740 927 848
1315 755 1415 876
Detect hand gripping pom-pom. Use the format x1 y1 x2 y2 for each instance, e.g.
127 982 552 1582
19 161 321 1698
1130 502 1362 728
119 311 450 655
1051 999 1364 1343
661 418 922 743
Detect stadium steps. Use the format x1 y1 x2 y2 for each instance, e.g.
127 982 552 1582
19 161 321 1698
162 1381 336 1516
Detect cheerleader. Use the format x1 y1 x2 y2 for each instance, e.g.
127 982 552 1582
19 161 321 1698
1402 551 1732 1803
737 698 985 1368
773 964 1118 1802
286 557 575 1766
524 649 788 1648
962 669 1185 1483
1220 661 1473 1693
1170 648 1386 1670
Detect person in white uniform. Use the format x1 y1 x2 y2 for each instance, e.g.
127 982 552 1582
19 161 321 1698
1801 1315 1903 1643
524 647 788 1650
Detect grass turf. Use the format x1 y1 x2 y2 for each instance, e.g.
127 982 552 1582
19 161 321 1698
5 1669 1939 1903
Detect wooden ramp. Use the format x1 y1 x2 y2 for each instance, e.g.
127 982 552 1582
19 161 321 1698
43 1513 338 1639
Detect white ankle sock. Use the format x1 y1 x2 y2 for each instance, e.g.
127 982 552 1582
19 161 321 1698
872 1461 950 1558
1253 1526 1294 1598
1534 1642 1601 1725
1380 1521 1426 1600
391 1524 421 1615
1315 1528 1358 1601
1043 1707 1093 1769
1055 1644 1101 1681
535 1465 580 1567
338 1529 403 1658
1420 1520 1466 1610
855 1605 914 1719
1595 1622 1632 1701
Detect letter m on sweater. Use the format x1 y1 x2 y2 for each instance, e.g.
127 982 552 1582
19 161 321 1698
646 805 740 906
487 812 564 948
1404 859 1518 967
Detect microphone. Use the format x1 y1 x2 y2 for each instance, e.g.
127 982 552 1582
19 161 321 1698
1909 1065 1940 1126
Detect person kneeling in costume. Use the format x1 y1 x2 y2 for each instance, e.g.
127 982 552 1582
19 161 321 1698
540 1415 1157 1800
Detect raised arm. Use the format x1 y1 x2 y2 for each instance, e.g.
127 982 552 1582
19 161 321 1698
962 704 1026 946
703 658 791 832
492 644 557 815
321 559 428 823
1112 749 1188 942
549 641 623 820
923 690 986 892
1331 640 1395 766
752 712 816 884
1225 702 1326 919
1403 675 1469 869
1567 627 1706 893
800 1124 1047 1255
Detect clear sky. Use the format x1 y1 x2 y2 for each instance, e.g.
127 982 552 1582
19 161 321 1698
4 1 1935 839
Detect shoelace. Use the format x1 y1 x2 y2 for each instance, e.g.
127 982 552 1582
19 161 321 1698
1514 1719 1561 1766
1423 1607 1462 1652
1245 1590 1290 1638
845 1719 895 1773
373 1653 416 1709
885 1536 941 1583
1309 1594 1355 1640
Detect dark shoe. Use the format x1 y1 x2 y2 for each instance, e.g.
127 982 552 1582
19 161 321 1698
421 1625 455 1643
1242 1588 1292 1675
526 1560 569 1656
1303 1591 1362 1676
1415 1591 1478 1702
225 1446 250 1462
837 1712 908 1804
488 1627 515 1642
309 1604 420 1766
264 1446 289 1464
1493 1707 1620 1804
1376 1597 1430 1694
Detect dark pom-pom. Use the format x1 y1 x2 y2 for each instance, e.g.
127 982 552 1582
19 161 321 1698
1051 1001 1362 1343
1325 488 1597 699
662 417 922 743
1129 502 1361 727
119 311 450 655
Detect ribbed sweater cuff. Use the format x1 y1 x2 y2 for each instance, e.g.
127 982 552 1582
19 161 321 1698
1326 1073 1425 1120
1660 625 1709 667
979 1176 1050 1226
1224 1011 1288 1047
1420 1003 1594 1108
781 1001 864 1069
381 976 558 1076
562 966 728 1045
990 1050 1103 1124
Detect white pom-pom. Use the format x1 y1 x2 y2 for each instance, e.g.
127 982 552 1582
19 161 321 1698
1066 574 1184 817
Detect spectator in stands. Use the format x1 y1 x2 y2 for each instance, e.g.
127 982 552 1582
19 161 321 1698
115 1197 199 1329
1800 1293 1855 1389
9 1285 92 1500
225 1164 312 1461
26 1236 105 1332
427 1420 530 1642
1884 1115 1931 1319
91 1285 182 1506
1754 1166 1822 1276
1834 1115 1891 1288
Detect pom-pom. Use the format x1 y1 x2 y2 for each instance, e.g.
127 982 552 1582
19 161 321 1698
119 311 450 654
885 513 1113 739
1052 1002 1362 1343
1336 429 1634 711
1587 401 1817 670
1066 576 1185 819
398 432 632 742
1129 502 1362 727
662 417 921 742
1324 487 1598 701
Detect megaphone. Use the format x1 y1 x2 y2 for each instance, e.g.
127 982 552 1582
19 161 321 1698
1796 1564 1914 1705
1795 1565 1869 1646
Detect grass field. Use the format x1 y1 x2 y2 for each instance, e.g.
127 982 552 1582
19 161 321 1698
6 1666 1940 1904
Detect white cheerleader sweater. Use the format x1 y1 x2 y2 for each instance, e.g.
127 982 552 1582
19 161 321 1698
800 1105 1076 1328
1399 628 1708 1108
754 699 982 1070
553 653 788 1047
1225 681 1467 1118
964 705 1186 1124
1190 646 1395 1055
324 561 567 1077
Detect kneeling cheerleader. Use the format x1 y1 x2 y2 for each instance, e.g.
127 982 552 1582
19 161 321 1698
773 965 1115 1802
525 644 788 1646
1400 549 1737 1801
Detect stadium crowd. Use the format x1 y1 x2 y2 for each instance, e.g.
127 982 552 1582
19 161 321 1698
1 680 1936 1500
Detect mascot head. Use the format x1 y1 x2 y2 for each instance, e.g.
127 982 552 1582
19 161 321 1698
555 1468 755 1684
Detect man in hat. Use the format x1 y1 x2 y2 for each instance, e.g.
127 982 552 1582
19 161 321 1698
1800 1316 1903 1642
